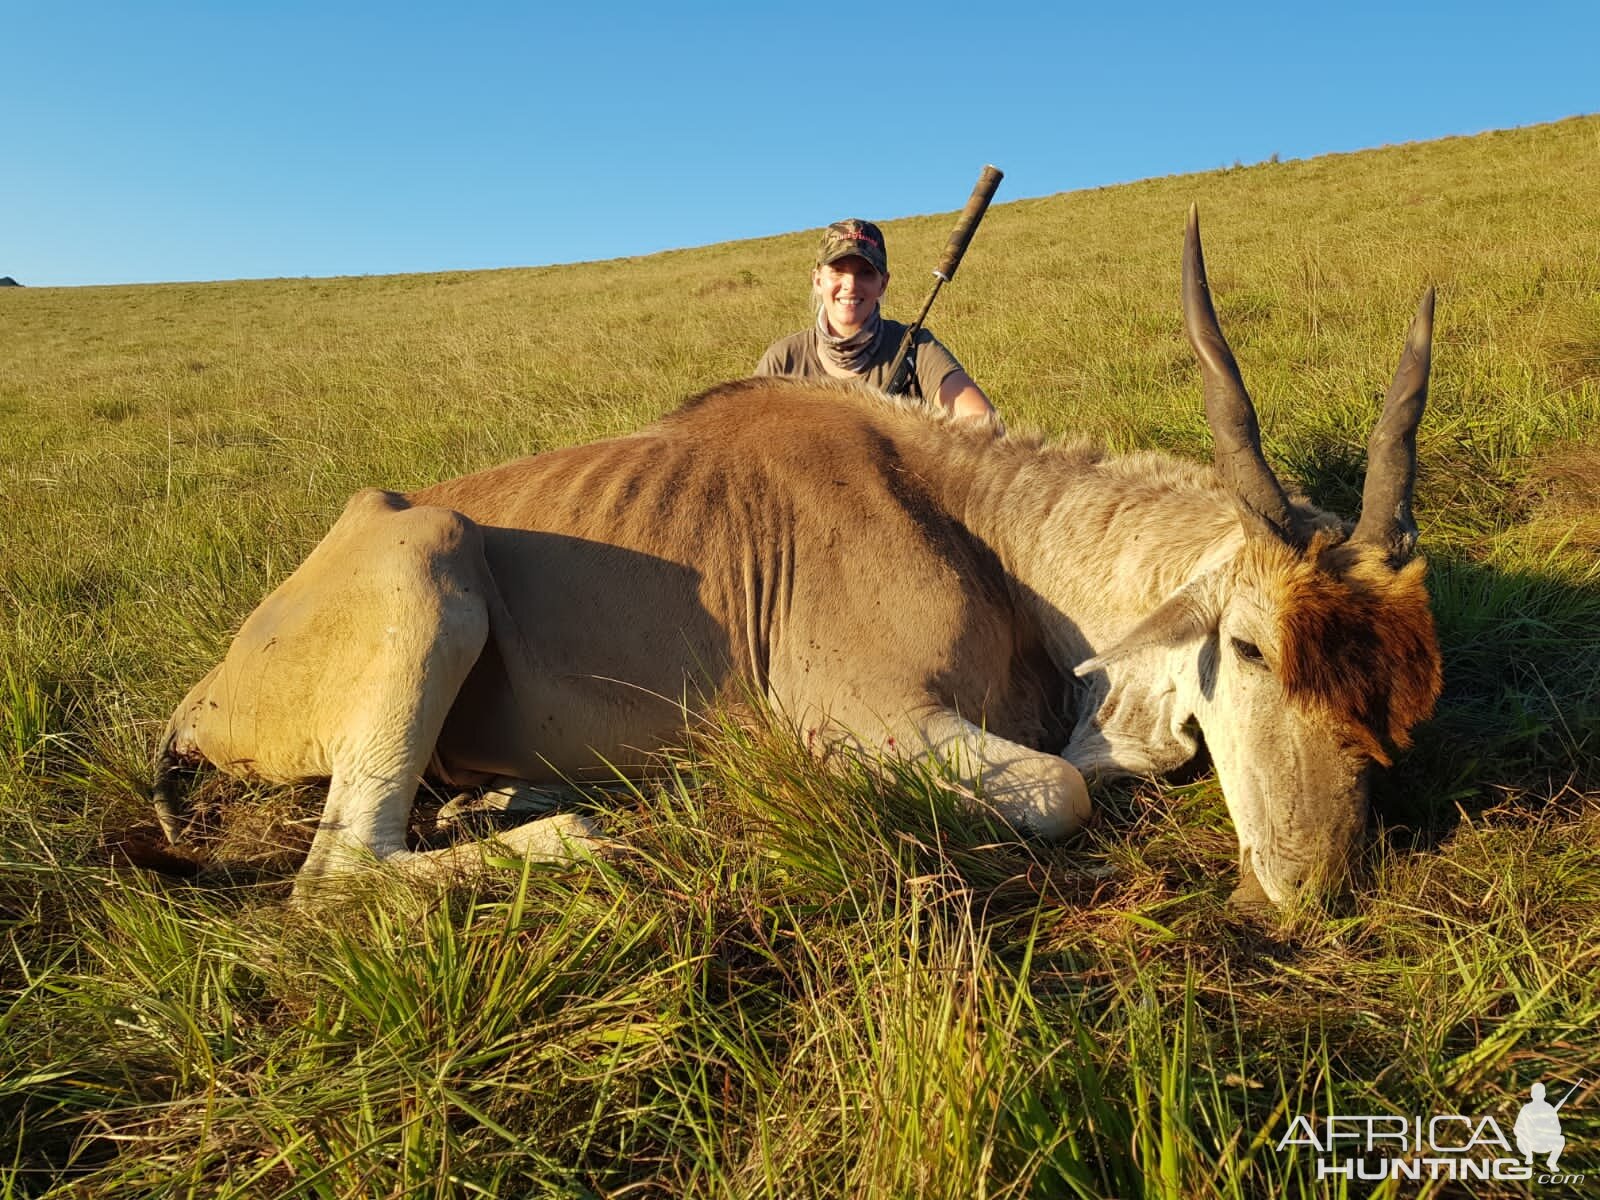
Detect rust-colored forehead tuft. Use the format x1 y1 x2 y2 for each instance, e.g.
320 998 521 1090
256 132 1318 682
1274 536 1443 764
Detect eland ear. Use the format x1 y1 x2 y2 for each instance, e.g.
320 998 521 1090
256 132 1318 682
1074 576 1218 677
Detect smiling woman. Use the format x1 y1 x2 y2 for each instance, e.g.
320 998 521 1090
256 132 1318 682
754 218 995 421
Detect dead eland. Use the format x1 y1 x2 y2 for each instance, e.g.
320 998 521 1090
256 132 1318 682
152 209 1442 907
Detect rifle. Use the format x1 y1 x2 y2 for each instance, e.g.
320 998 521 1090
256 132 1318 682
1553 1080 1585 1112
884 165 1004 399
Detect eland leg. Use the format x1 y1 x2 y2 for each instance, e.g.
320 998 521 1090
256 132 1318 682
386 811 604 883
887 707 1091 838
161 490 503 892
289 497 497 891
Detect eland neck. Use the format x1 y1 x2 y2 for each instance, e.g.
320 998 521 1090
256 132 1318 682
908 429 1248 671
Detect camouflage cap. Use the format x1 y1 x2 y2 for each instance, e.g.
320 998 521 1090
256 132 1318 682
816 218 888 274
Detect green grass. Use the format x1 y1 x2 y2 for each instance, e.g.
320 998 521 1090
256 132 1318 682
2 116 1598 1196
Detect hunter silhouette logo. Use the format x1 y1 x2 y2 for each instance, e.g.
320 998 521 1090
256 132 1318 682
1276 1077 1586 1185
1515 1080 1581 1172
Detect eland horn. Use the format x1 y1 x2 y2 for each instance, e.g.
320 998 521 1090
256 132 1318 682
1182 205 1299 545
1350 287 1436 561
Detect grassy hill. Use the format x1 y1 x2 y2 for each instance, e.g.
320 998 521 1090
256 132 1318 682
2 115 1597 1197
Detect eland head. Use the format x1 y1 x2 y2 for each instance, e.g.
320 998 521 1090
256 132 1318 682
1075 207 1443 906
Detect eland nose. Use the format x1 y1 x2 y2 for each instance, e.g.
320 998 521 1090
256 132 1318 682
1272 854 1356 909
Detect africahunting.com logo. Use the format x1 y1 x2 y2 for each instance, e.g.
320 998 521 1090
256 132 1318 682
1276 1078 1586 1185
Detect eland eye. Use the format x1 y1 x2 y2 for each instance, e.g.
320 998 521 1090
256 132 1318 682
1231 638 1267 667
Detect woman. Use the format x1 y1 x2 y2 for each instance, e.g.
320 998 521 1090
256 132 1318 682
754 219 996 421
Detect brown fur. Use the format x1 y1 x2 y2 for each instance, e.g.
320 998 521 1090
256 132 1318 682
1275 535 1444 765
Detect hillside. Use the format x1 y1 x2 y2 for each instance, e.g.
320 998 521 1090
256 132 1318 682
2 116 1597 1197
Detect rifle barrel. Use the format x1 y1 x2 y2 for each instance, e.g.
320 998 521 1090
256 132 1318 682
884 165 1003 397
934 165 1004 282
1553 1080 1584 1111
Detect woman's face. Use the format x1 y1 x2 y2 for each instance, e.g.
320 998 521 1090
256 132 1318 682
812 256 888 336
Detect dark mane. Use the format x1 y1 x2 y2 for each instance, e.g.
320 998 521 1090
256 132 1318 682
1277 536 1443 764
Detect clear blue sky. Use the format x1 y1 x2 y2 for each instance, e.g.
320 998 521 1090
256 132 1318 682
5 1 1595 287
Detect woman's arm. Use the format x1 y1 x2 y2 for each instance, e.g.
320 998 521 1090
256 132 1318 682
938 369 996 421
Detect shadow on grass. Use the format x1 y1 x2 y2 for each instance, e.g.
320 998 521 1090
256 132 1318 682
1374 551 1596 854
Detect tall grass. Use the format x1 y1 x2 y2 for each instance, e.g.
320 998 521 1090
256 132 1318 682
2 116 1598 1195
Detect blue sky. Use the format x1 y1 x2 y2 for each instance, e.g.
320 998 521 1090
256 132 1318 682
5 1 1596 287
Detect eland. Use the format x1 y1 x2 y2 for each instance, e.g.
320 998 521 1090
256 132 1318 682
152 209 1441 906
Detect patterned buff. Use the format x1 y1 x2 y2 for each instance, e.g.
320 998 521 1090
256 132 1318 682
813 304 883 378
